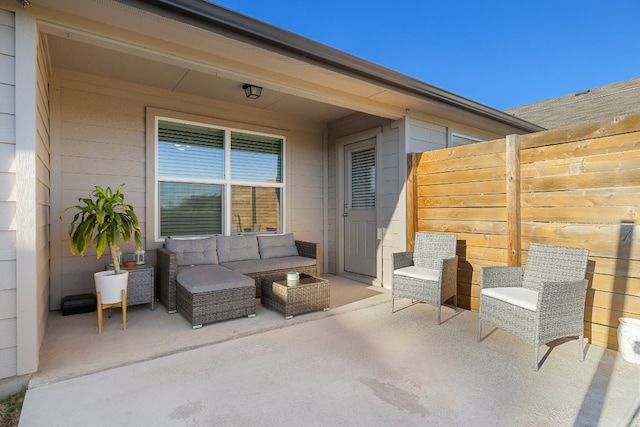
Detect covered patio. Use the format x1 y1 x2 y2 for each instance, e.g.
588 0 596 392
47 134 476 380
22 275 640 426
2 0 543 390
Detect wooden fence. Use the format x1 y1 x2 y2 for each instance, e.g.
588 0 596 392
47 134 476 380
407 112 640 351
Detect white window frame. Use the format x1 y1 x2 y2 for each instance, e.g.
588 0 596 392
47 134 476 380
147 110 286 242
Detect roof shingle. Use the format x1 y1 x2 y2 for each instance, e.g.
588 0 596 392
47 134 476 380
506 77 640 129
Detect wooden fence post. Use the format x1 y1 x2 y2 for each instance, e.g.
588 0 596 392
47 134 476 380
407 153 418 250
506 135 521 266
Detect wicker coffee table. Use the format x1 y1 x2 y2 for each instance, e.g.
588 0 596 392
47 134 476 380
261 273 330 319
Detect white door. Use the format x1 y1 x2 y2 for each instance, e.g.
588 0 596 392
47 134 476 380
344 139 377 277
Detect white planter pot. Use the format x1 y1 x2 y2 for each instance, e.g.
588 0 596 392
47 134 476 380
618 317 640 365
94 270 129 304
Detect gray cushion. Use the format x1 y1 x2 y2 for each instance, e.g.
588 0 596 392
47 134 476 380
217 235 260 263
177 265 254 294
221 256 316 274
258 234 299 259
165 236 218 266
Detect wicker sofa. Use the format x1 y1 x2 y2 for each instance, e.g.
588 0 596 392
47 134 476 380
157 234 321 326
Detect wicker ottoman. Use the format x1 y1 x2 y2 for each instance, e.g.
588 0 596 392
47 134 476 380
176 266 257 329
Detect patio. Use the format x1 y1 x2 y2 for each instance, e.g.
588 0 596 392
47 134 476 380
30 274 383 386
21 275 640 426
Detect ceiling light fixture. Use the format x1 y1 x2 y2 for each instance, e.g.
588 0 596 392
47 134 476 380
16 0 32 7
242 84 262 99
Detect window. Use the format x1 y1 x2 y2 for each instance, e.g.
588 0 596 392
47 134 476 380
156 118 284 238
451 133 484 147
350 147 376 209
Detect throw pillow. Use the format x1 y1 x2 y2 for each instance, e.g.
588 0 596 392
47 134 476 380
217 235 260 263
258 234 299 259
165 236 218 266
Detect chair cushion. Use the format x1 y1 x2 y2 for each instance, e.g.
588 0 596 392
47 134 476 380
258 234 299 259
393 266 440 281
481 287 538 311
165 236 218 266
217 235 260 263
177 265 253 294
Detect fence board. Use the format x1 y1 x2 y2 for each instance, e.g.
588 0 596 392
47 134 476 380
417 219 508 235
417 180 506 196
410 112 640 352
587 290 640 316
420 193 506 208
417 152 506 173
419 166 506 185
522 187 640 208
523 169 640 192
522 206 639 224
520 114 640 148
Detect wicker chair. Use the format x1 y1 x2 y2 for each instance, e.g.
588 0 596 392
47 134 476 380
477 242 590 371
392 232 458 324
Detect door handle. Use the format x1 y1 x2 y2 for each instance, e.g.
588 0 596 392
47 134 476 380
343 212 349 217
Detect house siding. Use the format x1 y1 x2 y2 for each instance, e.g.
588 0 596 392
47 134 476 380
0 8 17 380
376 122 402 287
51 70 325 309
33 24 51 373
288 127 325 238
408 118 448 152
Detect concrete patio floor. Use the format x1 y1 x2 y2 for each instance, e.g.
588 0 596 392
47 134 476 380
19 274 640 426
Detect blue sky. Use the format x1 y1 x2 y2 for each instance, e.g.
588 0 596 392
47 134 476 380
211 0 639 110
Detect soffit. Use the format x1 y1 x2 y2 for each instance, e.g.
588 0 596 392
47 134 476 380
26 0 541 131
29 0 400 123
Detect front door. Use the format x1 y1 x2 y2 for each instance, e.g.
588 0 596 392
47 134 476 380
343 139 377 277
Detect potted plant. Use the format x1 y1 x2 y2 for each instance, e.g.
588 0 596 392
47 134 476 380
60 184 142 303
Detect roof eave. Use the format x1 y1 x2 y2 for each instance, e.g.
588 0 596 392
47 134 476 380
120 0 545 133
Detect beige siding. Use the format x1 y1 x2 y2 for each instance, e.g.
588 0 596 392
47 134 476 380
34 28 51 363
0 8 16 380
379 123 401 288
407 119 447 153
288 127 325 244
10 10 48 377
52 70 324 309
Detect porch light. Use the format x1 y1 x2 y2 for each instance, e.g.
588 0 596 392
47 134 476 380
243 84 262 99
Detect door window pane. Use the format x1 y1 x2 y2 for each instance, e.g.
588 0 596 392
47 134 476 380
351 147 376 209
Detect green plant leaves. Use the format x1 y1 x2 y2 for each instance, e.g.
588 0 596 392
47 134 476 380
60 184 142 264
